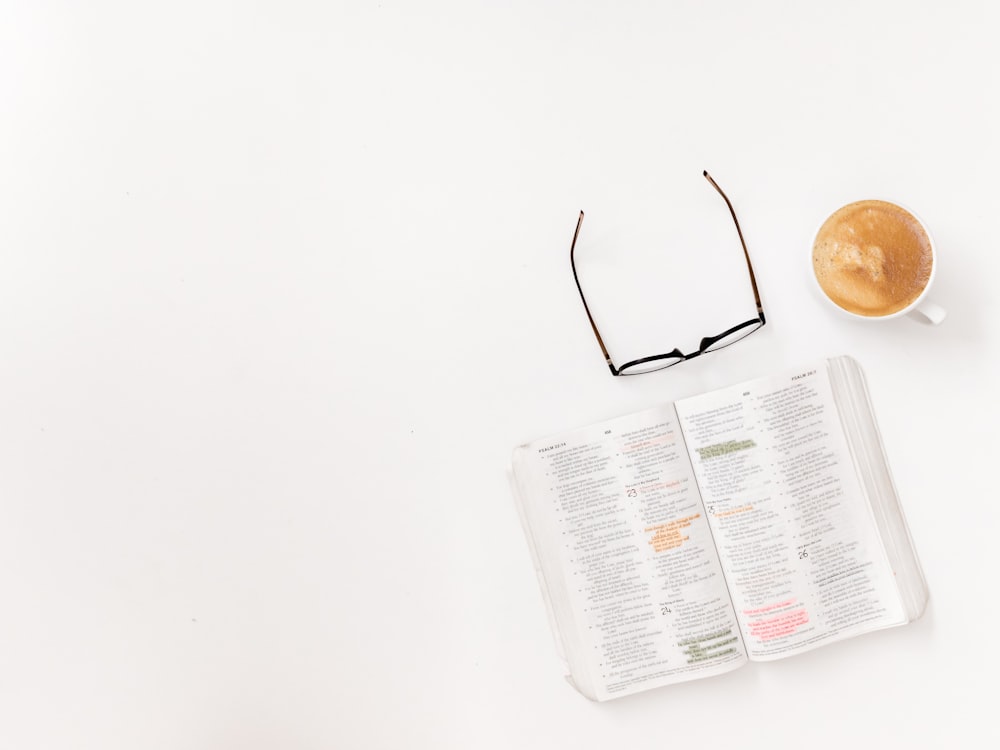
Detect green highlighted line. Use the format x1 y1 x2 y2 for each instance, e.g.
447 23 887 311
696 439 756 460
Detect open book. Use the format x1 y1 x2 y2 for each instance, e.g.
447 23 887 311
510 357 927 701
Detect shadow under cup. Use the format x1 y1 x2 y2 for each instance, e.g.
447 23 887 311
811 199 946 324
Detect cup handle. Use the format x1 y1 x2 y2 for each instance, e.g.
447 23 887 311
908 300 947 325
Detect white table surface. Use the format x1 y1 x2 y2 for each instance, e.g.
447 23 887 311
2 2 998 748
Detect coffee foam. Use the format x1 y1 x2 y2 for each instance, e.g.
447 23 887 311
812 200 933 317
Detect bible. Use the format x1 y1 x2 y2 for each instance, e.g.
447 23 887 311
510 356 927 701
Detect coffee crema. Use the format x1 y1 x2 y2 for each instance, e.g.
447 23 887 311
812 200 933 317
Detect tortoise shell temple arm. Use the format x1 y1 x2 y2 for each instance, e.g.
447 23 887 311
703 171 765 321
570 211 617 373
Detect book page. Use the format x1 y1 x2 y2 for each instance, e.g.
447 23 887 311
673 363 906 660
828 357 928 621
512 405 747 701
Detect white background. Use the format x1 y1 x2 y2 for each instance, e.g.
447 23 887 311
2 2 998 748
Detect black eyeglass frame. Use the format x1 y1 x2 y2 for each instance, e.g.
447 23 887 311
569 171 766 376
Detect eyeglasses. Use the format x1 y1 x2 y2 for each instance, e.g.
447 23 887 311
569 171 766 376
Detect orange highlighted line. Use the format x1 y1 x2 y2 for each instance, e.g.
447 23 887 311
644 514 701 553
622 435 676 452
715 504 753 518
625 480 682 495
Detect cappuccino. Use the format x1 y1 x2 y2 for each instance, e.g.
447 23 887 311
812 200 933 317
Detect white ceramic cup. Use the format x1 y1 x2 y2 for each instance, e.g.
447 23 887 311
811 199 946 325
